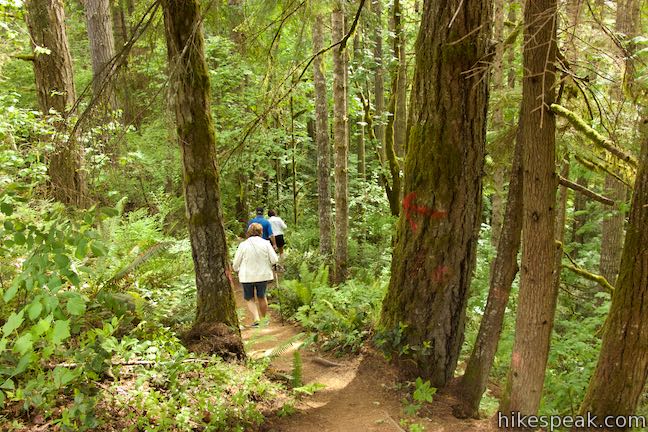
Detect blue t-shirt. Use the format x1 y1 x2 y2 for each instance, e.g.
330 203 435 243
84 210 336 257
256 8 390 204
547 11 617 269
248 216 273 240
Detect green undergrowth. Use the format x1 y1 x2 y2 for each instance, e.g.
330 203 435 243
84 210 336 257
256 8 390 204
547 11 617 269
273 262 387 354
0 155 292 429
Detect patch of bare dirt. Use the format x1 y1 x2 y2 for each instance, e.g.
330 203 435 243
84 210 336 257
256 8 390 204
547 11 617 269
236 286 496 432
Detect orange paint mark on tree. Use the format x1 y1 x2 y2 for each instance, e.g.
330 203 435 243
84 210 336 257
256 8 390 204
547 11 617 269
402 192 448 231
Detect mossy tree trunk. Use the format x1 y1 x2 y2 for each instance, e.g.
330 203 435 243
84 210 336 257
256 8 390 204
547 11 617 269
379 0 491 387
25 0 85 207
456 124 523 418
579 120 648 425
332 1 349 284
313 14 333 258
600 175 626 286
502 0 559 415
161 0 242 354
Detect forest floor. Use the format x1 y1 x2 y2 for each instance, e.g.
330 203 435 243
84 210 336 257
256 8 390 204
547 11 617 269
236 289 496 432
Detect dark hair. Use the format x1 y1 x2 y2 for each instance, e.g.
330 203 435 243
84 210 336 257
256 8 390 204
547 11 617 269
255 207 264 215
268 210 276 217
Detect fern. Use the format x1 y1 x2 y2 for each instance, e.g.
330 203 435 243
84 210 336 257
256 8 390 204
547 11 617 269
292 350 302 388
263 332 306 362
108 241 171 283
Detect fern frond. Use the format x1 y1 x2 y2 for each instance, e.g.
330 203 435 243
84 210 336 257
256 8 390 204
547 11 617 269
263 332 306 362
109 241 171 283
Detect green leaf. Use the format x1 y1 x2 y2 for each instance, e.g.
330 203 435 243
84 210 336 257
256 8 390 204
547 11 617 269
0 202 13 216
3 220 13 231
2 310 24 337
13 231 26 245
53 254 70 269
31 315 52 336
53 366 78 387
2 280 20 302
75 238 88 259
90 241 107 257
66 294 86 316
27 299 43 321
13 352 35 375
13 333 33 355
51 319 70 345
0 378 14 390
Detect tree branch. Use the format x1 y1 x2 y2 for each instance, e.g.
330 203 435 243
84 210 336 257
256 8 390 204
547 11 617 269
557 175 615 206
551 104 637 168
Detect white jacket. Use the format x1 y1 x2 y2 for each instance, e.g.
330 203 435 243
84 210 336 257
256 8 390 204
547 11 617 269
233 236 278 283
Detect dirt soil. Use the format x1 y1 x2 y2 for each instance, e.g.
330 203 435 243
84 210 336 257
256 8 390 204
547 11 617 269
236 287 496 432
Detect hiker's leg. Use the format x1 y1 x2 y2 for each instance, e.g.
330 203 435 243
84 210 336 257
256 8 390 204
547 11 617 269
256 281 268 318
243 283 260 322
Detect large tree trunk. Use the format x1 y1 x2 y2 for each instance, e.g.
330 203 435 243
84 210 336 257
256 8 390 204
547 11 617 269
579 120 648 428
25 0 85 206
313 15 333 257
161 0 243 356
456 124 523 419
379 0 490 387
502 0 559 415
332 2 349 284
84 0 117 110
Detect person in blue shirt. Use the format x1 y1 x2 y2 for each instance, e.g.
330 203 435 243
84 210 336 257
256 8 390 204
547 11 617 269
248 207 277 249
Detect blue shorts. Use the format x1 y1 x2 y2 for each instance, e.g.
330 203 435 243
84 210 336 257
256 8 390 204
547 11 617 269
242 281 268 300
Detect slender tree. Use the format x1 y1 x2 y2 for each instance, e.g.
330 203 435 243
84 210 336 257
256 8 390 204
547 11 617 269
380 0 491 387
456 126 523 418
580 119 648 426
25 0 85 206
84 0 117 109
371 0 385 150
313 14 333 257
160 0 243 356
332 1 349 283
502 0 559 414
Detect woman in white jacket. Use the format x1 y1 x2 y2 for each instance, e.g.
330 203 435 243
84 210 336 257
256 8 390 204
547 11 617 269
233 223 278 327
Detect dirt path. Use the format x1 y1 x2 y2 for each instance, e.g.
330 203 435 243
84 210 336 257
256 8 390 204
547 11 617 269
236 288 495 432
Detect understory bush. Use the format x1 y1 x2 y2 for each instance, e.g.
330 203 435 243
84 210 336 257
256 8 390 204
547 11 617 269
276 263 387 353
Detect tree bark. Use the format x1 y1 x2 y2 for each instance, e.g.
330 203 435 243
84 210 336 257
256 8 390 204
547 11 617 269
332 2 349 284
313 14 333 258
25 0 85 206
502 0 559 415
490 0 506 248
371 0 385 152
579 119 648 428
391 0 407 157
379 0 491 387
84 0 117 110
456 124 523 419
161 0 243 356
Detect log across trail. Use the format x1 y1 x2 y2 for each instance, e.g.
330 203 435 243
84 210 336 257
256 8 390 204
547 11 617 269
235 288 495 431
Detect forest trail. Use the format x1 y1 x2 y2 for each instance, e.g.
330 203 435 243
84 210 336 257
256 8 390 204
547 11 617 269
235 288 495 432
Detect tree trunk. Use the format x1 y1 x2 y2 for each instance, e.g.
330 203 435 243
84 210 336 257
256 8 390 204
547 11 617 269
85 0 117 110
579 120 648 427
371 0 385 152
391 0 407 157
552 157 571 292
456 125 523 419
489 0 506 247
599 175 626 286
161 0 243 356
25 0 85 206
379 0 490 387
313 14 333 258
571 174 589 249
503 0 559 415
332 2 349 284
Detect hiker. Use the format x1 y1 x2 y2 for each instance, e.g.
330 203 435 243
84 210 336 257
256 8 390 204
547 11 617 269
267 209 288 259
233 222 279 327
248 207 277 250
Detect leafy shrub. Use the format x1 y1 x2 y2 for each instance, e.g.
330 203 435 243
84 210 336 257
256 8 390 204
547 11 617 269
278 264 386 353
